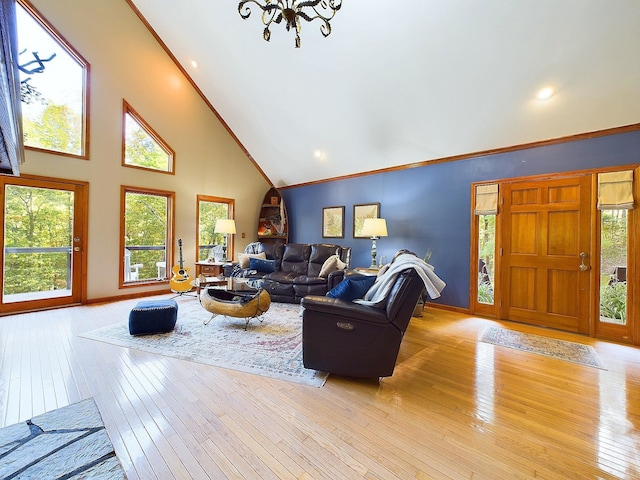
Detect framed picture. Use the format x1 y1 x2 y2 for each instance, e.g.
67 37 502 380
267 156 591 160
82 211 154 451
322 206 345 238
353 203 380 238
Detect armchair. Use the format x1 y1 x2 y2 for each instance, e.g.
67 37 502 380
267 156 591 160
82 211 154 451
300 269 425 378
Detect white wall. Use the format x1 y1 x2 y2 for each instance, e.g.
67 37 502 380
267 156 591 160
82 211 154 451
21 0 270 299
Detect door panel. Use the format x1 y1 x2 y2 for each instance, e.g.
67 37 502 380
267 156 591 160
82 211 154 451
1 176 87 313
501 176 592 333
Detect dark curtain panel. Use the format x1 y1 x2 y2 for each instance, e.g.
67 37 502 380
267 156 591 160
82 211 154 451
0 0 24 176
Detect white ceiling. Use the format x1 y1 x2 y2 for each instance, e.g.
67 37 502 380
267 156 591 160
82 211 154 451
129 0 640 187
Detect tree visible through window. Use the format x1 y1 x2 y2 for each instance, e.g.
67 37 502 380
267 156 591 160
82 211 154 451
123 101 174 173
477 214 496 305
197 196 234 261
600 209 628 324
121 187 173 285
16 0 88 157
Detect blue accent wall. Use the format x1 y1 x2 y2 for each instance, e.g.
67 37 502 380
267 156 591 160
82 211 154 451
281 129 640 309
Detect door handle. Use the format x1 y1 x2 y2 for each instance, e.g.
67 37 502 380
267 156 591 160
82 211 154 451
579 252 589 271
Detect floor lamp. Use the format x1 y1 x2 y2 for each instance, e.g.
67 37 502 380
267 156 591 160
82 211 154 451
214 218 236 262
361 218 388 269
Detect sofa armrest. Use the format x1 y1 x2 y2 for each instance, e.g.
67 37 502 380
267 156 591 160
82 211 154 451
301 295 388 324
326 269 347 290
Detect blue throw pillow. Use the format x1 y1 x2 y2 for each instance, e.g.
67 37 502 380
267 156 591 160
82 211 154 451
249 257 276 273
326 275 376 301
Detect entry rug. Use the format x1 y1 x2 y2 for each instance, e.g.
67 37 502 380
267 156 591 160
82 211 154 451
81 301 328 387
0 398 125 479
480 326 606 370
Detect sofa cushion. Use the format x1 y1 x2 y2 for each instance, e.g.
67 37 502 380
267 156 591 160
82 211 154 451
263 270 300 284
293 275 327 285
249 257 277 273
280 244 311 274
327 275 377 301
238 252 266 268
261 242 284 269
319 254 347 277
308 244 342 276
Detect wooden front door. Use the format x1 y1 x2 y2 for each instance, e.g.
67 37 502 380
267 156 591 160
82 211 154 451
501 175 592 333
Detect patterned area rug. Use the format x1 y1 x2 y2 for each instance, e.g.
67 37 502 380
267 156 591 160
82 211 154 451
480 326 606 369
80 301 328 387
0 398 125 479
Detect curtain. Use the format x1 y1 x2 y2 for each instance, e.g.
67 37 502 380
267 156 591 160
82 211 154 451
597 170 634 210
0 0 24 176
474 183 499 215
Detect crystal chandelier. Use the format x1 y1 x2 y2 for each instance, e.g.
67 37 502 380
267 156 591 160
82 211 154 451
238 0 342 48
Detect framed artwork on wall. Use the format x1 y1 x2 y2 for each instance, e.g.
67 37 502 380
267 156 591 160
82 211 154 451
322 206 345 238
353 203 380 238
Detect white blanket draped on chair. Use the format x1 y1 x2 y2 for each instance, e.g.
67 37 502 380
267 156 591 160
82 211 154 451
354 253 446 308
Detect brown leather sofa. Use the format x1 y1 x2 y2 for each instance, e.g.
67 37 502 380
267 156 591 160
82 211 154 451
300 269 424 378
262 243 351 303
231 242 351 303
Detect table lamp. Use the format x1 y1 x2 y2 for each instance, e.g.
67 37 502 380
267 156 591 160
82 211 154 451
361 218 388 269
214 218 236 261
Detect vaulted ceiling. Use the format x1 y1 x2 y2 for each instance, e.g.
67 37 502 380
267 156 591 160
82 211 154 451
129 0 640 187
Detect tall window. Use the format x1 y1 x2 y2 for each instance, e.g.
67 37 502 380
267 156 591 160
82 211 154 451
16 0 88 157
121 187 174 285
197 196 234 262
122 101 174 173
474 184 498 307
599 210 627 325
477 214 496 305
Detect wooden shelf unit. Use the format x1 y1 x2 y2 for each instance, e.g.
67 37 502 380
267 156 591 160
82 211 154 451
258 187 288 246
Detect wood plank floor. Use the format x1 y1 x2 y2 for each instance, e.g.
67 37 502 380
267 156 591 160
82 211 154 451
1 295 639 479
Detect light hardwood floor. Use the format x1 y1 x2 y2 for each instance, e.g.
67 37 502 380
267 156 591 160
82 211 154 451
1 295 639 479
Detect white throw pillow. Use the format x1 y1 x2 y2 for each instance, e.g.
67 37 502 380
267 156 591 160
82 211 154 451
319 254 347 277
238 252 266 268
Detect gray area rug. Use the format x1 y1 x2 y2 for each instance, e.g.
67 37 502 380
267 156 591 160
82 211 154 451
0 398 125 479
81 300 328 387
480 326 606 369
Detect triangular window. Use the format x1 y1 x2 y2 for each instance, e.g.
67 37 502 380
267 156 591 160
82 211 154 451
122 100 174 173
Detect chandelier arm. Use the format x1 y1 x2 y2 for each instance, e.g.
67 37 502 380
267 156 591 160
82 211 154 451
238 1 283 19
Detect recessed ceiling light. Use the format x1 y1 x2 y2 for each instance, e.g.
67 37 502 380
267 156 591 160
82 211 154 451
536 86 554 101
313 149 325 160
191 60 198 69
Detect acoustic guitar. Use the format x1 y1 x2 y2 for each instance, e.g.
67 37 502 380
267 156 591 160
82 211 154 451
169 239 193 292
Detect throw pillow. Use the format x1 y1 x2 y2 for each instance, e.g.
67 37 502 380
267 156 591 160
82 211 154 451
326 275 376 301
319 254 347 277
237 252 266 268
249 257 276 273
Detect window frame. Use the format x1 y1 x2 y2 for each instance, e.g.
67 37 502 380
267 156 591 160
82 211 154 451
17 0 90 159
120 185 175 288
196 195 235 263
122 100 175 174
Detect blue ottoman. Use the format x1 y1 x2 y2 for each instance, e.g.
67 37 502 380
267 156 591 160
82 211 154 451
129 299 178 335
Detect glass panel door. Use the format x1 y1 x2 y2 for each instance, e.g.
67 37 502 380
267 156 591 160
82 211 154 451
1 176 85 312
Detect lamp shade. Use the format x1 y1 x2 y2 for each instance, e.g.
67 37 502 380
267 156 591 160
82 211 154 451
214 218 236 234
361 218 388 237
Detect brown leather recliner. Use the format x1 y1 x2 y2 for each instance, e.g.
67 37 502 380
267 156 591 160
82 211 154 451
300 269 424 378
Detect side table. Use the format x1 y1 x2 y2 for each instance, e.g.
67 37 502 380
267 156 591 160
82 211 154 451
195 261 237 278
353 267 380 276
